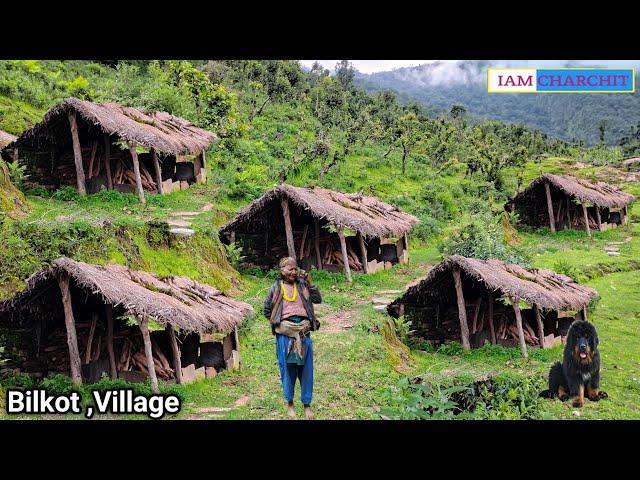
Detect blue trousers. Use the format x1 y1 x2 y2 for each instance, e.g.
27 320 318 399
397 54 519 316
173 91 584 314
276 333 313 405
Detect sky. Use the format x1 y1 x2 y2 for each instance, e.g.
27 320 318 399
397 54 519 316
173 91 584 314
299 60 640 74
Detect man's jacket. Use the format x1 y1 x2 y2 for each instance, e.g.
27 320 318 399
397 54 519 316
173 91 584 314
263 278 322 335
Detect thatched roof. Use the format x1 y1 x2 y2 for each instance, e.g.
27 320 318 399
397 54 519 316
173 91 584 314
0 130 17 149
220 183 419 238
3 98 217 156
509 173 634 208
388 255 598 314
0 258 253 334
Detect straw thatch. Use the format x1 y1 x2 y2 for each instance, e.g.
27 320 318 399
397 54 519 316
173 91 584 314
220 183 419 238
0 258 253 334
388 255 597 314
509 173 634 209
4 98 217 156
0 130 17 149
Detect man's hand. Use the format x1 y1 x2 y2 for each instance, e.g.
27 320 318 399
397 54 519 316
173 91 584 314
300 269 312 284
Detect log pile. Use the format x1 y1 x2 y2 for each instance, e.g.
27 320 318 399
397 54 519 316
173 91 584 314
408 302 541 347
265 228 363 271
39 322 174 380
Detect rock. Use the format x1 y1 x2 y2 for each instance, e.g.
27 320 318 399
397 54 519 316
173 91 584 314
374 304 387 312
166 219 192 228
607 251 621 256
169 227 195 237
572 410 581 417
194 367 206 380
201 202 214 212
371 296 393 305
181 364 196 384
205 367 218 379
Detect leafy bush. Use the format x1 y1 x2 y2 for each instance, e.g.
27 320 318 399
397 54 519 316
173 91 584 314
379 373 546 420
52 186 81 202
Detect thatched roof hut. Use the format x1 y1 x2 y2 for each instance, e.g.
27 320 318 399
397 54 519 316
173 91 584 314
1 98 218 202
220 184 419 281
0 129 17 149
387 255 598 357
506 173 634 234
0 258 253 389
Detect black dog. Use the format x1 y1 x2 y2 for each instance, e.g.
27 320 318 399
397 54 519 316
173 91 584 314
540 320 607 408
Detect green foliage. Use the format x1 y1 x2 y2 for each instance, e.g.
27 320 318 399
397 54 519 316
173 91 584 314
224 242 245 270
379 373 545 420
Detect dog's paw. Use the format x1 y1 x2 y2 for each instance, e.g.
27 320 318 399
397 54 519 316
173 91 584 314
598 390 608 400
558 393 569 401
571 397 584 408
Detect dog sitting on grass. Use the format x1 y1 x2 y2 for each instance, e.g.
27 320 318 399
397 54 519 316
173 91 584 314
540 320 608 408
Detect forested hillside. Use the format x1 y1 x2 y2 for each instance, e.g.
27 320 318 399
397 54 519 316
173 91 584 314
0 60 638 420
355 61 640 150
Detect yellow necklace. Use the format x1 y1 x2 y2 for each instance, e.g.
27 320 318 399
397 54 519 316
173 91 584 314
281 282 298 302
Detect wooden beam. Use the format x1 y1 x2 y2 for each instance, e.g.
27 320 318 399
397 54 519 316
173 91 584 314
452 268 471 350
150 148 163 195
104 134 113 190
88 140 98 179
357 233 369 273
487 292 496 345
280 197 296 259
511 297 528 358
85 313 97 364
12 148 18 164
336 227 352 283
200 149 206 169
582 306 588 322
471 298 482 334
298 224 309 260
314 218 322 269
595 207 602 231
128 143 146 204
623 205 628 225
544 181 556 232
139 317 159 393
67 111 87 196
57 272 82 385
533 304 545 349
166 325 182 385
582 203 591 237
105 304 116 379
404 233 409 263
566 197 571 229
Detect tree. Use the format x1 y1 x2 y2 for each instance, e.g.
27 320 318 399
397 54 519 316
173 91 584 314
396 110 422 175
335 60 355 91
598 119 608 145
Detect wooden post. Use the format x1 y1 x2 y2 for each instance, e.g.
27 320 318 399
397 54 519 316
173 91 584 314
68 111 87 196
595 207 602 231
544 181 555 232
280 197 296 259
314 218 322 269
88 140 98 179
357 233 369 273
105 304 116 379
533 304 545 348
452 268 471 350
336 227 352 283
129 143 146 204
511 297 528 358
12 148 18 164
200 149 206 169
139 317 159 393
566 197 571 229
404 233 410 263
85 313 97 364
298 224 309 260
57 272 82 385
471 298 481 333
487 292 496 345
104 134 113 190
582 203 591 237
582 306 588 322
623 205 628 225
166 325 182 385
151 148 164 194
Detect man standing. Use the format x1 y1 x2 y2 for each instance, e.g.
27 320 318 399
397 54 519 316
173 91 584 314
264 257 322 419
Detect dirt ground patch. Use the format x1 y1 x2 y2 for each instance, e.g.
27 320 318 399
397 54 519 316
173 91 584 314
322 309 356 333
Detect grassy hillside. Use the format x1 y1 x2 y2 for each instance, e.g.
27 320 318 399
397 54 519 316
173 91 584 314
0 60 638 420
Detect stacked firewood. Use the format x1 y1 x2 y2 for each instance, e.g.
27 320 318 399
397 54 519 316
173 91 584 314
40 321 174 380
408 303 540 347
267 229 363 271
